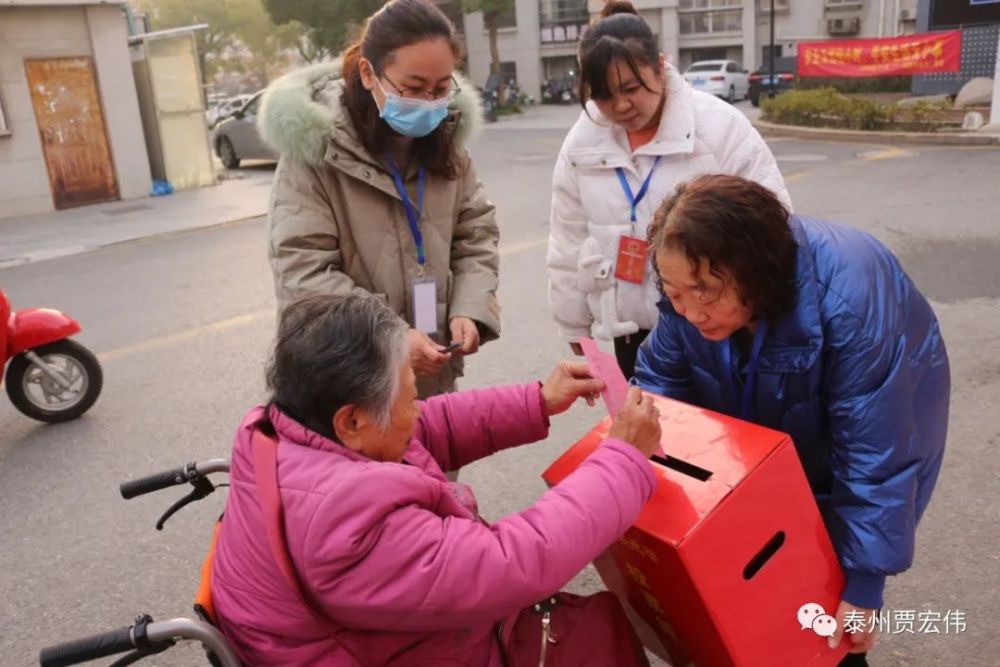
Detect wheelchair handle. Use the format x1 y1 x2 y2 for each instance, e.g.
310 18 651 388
40 616 241 667
120 459 229 499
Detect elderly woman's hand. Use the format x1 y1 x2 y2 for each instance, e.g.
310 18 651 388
540 361 606 416
608 388 662 459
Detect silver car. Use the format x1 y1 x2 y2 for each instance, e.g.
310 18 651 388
211 93 277 169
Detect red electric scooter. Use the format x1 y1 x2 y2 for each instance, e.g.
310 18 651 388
1 289 102 423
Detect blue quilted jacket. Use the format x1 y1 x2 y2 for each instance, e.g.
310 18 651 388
635 216 949 609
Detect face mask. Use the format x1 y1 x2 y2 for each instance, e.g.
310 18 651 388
372 78 450 138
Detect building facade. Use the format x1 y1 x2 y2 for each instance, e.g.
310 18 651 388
462 0 919 98
0 0 152 220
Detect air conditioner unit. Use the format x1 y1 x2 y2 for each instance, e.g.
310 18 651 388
899 8 912 21
827 17 861 35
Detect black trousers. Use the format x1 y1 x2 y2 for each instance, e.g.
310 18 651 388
613 329 651 380
838 653 869 666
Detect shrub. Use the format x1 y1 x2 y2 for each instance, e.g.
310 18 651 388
796 76 912 94
761 87 889 129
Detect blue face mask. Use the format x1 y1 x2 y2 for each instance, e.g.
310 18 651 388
373 78 450 138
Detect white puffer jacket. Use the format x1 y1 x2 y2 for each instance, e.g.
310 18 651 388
546 64 792 342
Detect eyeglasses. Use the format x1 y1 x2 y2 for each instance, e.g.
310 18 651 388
656 276 724 306
380 72 461 102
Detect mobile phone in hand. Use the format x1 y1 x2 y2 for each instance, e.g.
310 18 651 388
440 342 462 354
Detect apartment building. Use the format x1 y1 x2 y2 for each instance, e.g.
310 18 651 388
462 0 918 99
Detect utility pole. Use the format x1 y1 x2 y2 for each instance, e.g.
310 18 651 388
990 29 1000 128
768 0 775 99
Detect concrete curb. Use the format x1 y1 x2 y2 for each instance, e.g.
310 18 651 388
0 213 265 271
753 119 1000 146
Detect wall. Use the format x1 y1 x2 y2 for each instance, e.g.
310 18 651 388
0 6 89 217
0 4 151 220
465 0 544 99
85 4 151 201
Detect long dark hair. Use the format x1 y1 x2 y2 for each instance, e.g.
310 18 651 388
341 0 464 179
578 1 662 105
647 175 799 323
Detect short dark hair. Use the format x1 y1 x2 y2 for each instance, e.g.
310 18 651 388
647 175 798 323
264 295 409 439
578 1 661 105
341 0 465 179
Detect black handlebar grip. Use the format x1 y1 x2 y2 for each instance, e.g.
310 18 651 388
39 625 134 667
120 466 189 499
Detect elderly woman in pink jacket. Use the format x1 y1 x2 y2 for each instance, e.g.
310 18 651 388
211 295 662 665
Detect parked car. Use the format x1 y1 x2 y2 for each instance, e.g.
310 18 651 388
682 60 749 103
748 57 798 107
211 92 277 169
207 94 253 129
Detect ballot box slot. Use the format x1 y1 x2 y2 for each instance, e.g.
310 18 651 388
742 530 786 580
650 454 713 481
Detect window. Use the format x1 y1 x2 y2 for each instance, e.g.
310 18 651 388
437 0 467 34
757 0 789 11
495 5 517 29
680 0 741 7
762 44 783 62
726 62 740 72
539 0 589 24
0 93 8 136
539 0 588 43
687 62 725 72
679 9 742 33
824 0 863 7
243 96 260 116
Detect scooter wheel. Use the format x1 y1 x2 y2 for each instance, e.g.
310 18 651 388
6 339 103 423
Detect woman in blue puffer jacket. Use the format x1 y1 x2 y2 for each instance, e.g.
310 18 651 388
634 174 949 667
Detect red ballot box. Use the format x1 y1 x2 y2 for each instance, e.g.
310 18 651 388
543 393 850 667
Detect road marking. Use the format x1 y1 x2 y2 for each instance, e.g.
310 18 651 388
783 170 811 182
96 239 553 363
775 153 829 163
97 310 273 363
859 147 912 161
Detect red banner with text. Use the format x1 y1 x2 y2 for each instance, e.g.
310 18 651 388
797 31 961 77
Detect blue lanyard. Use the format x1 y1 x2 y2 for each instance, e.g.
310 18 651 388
615 156 661 227
721 323 768 421
386 155 427 267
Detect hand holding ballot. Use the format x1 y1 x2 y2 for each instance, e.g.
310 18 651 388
608 387 662 458
540 361 606 415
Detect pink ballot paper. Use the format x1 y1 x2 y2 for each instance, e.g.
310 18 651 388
578 337 629 418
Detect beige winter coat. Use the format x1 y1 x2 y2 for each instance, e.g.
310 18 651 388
258 63 500 395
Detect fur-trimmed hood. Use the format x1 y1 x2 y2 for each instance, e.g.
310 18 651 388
258 60 483 167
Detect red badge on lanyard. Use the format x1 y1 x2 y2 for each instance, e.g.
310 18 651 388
614 156 660 285
615 235 648 284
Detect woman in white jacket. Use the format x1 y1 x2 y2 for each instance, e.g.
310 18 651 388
547 0 791 378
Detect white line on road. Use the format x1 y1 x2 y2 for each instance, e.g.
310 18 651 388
97 310 273 363
95 237 555 363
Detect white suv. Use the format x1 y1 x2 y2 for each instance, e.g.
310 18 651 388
682 60 750 103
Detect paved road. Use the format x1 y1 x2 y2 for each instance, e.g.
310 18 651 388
1 104 998 666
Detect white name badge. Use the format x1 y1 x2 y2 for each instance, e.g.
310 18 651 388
411 276 438 334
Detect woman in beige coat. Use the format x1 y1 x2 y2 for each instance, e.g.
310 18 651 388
258 0 500 398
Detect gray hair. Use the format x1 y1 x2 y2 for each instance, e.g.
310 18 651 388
266 295 410 434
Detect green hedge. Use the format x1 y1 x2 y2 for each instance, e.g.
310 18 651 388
760 88 954 131
796 75 912 94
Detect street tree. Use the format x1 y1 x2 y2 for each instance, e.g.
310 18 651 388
138 0 308 84
262 0 385 54
227 0 306 84
134 0 237 81
462 0 512 77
